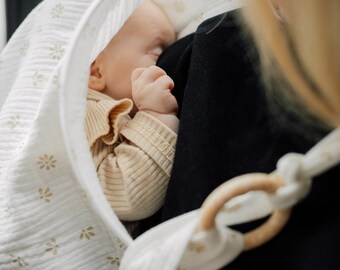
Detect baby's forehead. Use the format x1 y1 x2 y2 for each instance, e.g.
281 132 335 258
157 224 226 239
100 0 175 53
121 4 174 39
128 1 172 27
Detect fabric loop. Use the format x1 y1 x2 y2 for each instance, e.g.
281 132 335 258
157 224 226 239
277 153 305 184
271 153 312 209
272 128 340 209
269 179 312 209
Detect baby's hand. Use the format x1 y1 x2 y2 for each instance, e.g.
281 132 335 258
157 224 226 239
131 66 178 115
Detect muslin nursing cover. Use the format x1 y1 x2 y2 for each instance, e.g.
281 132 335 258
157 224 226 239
0 0 243 269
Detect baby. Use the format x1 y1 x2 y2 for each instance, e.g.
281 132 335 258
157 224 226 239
86 0 178 237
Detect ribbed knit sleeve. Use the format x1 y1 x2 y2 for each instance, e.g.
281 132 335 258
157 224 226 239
85 89 133 147
96 111 177 221
85 90 177 222
120 112 177 176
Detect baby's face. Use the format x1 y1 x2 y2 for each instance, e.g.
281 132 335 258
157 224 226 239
99 0 176 101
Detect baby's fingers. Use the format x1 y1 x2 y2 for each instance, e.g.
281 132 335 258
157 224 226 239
131 67 146 82
136 66 166 84
152 74 174 91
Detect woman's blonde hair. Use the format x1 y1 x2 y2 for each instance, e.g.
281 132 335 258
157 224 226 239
242 0 340 127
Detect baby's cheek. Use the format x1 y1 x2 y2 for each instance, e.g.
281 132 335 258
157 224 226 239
147 55 159 66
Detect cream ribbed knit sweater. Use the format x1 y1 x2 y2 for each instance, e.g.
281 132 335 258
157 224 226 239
85 89 176 226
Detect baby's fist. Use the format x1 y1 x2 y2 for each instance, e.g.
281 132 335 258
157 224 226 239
131 66 178 115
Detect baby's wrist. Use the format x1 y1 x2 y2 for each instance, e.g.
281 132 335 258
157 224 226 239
142 110 179 134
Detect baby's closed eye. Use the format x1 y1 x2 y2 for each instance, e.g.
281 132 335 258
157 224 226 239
147 45 163 59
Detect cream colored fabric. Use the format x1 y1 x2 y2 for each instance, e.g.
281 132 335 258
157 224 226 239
0 0 142 269
85 89 176 222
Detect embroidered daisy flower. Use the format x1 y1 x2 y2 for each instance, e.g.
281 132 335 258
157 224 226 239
7 115 20 129
51 3 64 18
37 154 57 170
39 188 53 202
46 238 59 256
107 256 120 266
80 226 95 240
49 44 64 60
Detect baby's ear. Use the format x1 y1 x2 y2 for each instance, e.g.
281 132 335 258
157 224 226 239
88 58 106 91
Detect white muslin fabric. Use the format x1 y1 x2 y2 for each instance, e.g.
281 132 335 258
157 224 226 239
0 0 142 269
0 0 245 269
120 210 244 270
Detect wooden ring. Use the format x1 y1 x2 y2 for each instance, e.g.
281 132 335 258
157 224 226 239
199 173 291 251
